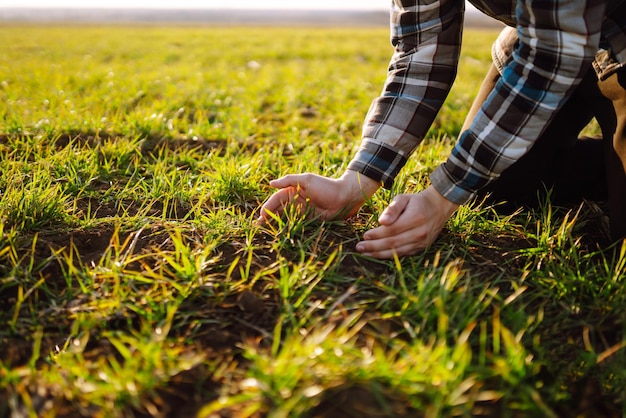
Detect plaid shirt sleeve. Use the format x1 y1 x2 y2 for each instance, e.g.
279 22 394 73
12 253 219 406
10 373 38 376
347 0 465 189
348 0 609 205
431 0 607 204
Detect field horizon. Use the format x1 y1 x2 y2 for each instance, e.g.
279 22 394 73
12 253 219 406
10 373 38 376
0 7 503 28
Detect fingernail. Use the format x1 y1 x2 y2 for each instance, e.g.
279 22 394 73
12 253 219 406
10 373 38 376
356 243 365 252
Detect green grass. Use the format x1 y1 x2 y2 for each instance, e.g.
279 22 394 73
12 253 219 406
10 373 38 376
0 24 623 418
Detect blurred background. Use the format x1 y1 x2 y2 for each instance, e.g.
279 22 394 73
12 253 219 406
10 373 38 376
0 1 500 28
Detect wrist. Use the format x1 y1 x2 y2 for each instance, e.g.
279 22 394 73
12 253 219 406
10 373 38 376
424 185 459 217
338 170 381 202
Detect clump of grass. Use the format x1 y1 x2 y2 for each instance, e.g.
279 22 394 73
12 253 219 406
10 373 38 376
210 163 264 209
202 310 549 418
0 173 71 232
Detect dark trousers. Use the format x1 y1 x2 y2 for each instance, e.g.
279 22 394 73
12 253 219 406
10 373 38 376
467 63 626 241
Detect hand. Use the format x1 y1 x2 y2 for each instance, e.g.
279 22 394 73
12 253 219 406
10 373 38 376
356 186 459 259
258 170 380 222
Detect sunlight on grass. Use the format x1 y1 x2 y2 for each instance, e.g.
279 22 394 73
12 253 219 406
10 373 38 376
0 25 623 417
201 311 547 418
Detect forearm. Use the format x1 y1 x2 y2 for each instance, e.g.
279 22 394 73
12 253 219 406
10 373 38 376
432 0 606 205
348 0 464 190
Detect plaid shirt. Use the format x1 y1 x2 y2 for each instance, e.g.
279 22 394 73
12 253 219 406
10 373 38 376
347 0 626 204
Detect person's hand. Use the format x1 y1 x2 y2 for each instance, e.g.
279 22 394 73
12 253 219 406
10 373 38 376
356 186 459 259
258 170 380 222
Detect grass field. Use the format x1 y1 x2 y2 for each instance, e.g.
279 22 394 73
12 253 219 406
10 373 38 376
0 24 625 417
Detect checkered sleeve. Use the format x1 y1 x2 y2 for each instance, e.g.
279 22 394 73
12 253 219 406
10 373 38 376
430 0 607 204
347 0 465 189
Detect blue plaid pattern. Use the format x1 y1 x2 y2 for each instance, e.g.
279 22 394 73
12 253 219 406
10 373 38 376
348 0 626 205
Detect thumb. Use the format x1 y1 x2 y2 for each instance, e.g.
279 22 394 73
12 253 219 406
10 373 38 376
378 194 411 225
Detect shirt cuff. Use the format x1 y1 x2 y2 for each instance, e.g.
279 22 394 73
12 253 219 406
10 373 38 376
347 139 408 190
429 164 476 205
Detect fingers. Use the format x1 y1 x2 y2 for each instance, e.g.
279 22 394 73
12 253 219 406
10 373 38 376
258 182 324 222
358 243 422 259
357 226 430 259
269 173 311 189
257 187 298 221
377 194 411 225
356 189 456 259
361 220 414 242
258 174 312 222
363 195 418 241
